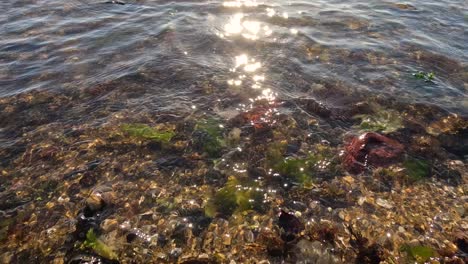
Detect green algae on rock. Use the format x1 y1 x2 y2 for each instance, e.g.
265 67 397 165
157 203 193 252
400 244 436 263
121 123 175 143
269 144 341 186
354 108 403 133
413 71 435 82
192 118 226 158
82 229 118 261
403 158 431 181
204 176 264 218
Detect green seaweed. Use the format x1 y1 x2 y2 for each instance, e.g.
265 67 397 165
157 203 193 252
275 157 311 184
400 244 436 263
205 176 263 217
83 229 118 260
266 140 288 168
354 109 403 133
122 123 175 143
403 158 430 181
270 145 339 187
413 71 435 82
193 118 226 157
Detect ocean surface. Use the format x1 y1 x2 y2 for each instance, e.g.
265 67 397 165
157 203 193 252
0 0 467 263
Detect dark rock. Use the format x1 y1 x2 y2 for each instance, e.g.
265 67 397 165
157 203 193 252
169 248 182 259
433 163 462 186
454 231 468 255
157 234 168 247
258 231 284 257
348 226 384 264
278 210 305 242
355 243 384 264
203 169 225 185
155 156 194 170
79 172 98 188
438 128 468 158
180 258 218 264
126 232 137 243
171 223 189 246
67 253 119 264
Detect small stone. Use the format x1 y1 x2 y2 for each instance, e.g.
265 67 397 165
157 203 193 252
223 234 232 245
376 198 394 209
338 210 350 222
358 197 366 206
156 253 167 261
101 219 118 232
170 248 182 259
85 193 103 212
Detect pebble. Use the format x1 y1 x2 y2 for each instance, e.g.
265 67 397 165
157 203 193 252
376 198 394 209
170 248 182 258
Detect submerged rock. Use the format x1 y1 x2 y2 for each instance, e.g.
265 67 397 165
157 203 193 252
343 132 404 174
294 239 342 264
278 210 305 242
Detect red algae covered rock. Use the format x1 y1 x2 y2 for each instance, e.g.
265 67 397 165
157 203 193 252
343 132 404 174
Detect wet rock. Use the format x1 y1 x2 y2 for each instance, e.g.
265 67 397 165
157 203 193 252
180 257 218 264
204 177 264 218
126 232 137 243
170 248 182 259
72 191 114 242
236 100 279 130
403 158 431 181
86 194 104 212
100 219 118 233
171 223 189 246
278 210 305 242
258 230 284 257
122 123 175 144
348 226 384 264
393 3 416 10
155 156 194 170
191 128 223 158
80 172 99 188
294 239 342 264
203 169 225 185
353 108 403 133
0 192 31 211
177 208 212 237
67 253 119 264
309 222 339 245
343 132 404 174
400 243 436 263
437 128 468 158
453 231 468 256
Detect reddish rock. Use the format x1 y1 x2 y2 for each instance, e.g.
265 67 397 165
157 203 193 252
343 132 404 174
229 99 279 130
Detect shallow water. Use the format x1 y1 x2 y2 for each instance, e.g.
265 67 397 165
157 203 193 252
0 0 467 263
1 0 467 111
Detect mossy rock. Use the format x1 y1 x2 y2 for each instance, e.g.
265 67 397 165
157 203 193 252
121 123 175 143
82 229 118 261
354 108 403 133
192 118 226 157
268 144 340 186
205 176 264 218
403 158 430 181
400 244 436 263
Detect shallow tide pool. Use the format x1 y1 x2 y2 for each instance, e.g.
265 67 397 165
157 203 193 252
0 0 467 263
